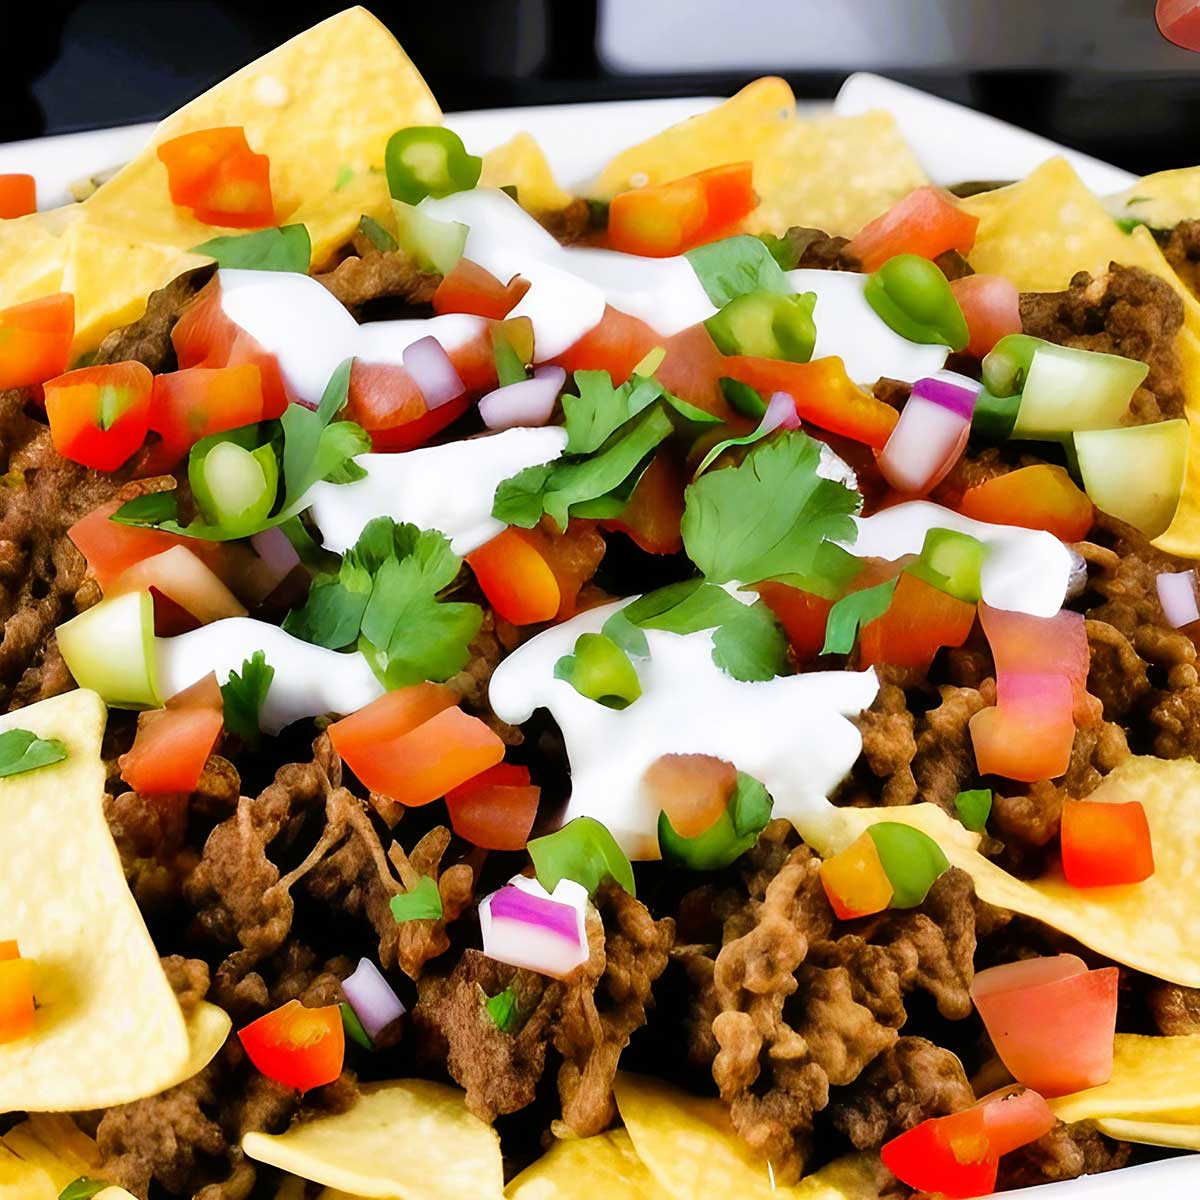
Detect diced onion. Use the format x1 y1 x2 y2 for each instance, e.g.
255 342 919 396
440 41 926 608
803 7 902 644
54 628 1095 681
479 875 589 979
402 335 465 410
341 957 406 1040
877 384 974 496
242 527 302 601
911 369 983 418
478 366 565 431
1157 569 1200 629
762 391 802 434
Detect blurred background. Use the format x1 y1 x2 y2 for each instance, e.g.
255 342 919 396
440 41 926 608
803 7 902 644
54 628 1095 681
2 0 1199 173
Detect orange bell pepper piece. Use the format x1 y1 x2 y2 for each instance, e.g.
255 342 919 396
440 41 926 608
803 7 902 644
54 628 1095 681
0 293 74 392
820 831 894 919
1061 799 1155 887
959 464 1094 543
467 527 562 626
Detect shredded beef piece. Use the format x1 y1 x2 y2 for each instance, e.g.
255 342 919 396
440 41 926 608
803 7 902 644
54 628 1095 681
537 198 595 245
315 248 440 311
1020 265 1185 422
872 378 911 412
1149 981 1200 1035
996 1123 1132 1190
162 955 211 1017
827 1036 974 1150
92 267 214 370
934 249 973 281
911 683 991 811
851 681 917 806
786 227 861 272
446 609 523 745
1162 218 1200 298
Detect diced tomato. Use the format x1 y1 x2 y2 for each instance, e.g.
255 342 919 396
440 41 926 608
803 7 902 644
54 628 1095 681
755 581 833 664
0 293 74 392
971 955 1118 1095
172 280 288 417
847 185 980 273
0 956 35 1044
433 259 529 320
44 361 154 471
1061 798 1155 887
858 570 976 670
970 672 1076 782
109 545 246 625
148 363 264 468
468 528 562 625
978 604 1092 726
949 274 1022 359
881 1107 998 1199
820 830 894 920
1158 0 1200 51
959 464 1094 544
0 174 36 219
157 126 274 228
238 999 344 1092
118 673 224 794
444 762 540 850
601 450 685 555
976 1087 1057 1157
643 753 737 838
608 163 756 257
556 305 660 388
328 686 505 806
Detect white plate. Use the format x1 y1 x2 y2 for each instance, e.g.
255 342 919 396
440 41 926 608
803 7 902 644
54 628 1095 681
0 73 1192 1200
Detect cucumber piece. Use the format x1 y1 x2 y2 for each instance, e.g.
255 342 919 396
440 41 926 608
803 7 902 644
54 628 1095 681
189 440 279 536
392 200 467 275
1075 419 1188 537
1013 344 1148 437
56 590 160 709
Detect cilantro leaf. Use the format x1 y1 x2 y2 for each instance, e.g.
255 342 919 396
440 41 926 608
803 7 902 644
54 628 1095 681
389 876 443 922
358 214 398 252
485 986 522 1033
109 491 179 528
600 610 650 659
685 235 792 307
0 728 68 779
191 224 312 272
821 578 898 656
711 600 790 682
681 432 860 585
955 789 993 833
220 651 275 746
563 371 665 455
58 1181 109 1200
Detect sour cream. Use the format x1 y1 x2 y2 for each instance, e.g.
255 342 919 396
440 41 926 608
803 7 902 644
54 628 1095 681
305 426 569 557
846 500 1072 618
488 598 879 860
155 619 383 734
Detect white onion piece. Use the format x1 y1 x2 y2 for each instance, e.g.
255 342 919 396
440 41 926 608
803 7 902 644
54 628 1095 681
1157 569 1200 629
877 393 971 495
478 874 590 979
478 366 566 431
402 335 464 410
341 957 406 1040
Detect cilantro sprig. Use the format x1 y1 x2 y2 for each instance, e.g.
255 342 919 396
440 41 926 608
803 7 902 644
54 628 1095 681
220 651 275 747
0 728 67 779
283 516 482 690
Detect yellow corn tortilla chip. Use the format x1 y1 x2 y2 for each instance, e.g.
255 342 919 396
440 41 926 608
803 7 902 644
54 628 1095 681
613 1072 885 1198
0 689 191 1111
797 756 1200 989
1050 1035 1200 1124
0 1144 56 1200
505 1129 658 1199
82 7 438 268
96 1192 138 1200
1 1114 102 1190
482 133 575 215
1106 168 1200 231
1093 1117 1200 1151
0 217 69 310
594 78 926 239
242 1080 504 1200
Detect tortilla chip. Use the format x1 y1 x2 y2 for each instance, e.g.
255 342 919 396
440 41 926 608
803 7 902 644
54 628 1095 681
482 133 575 214
594 78 925 239
613 1072 885 1198
0 1145 56 1200
0 1113 101 1191
1094 1117 1200 1151
1050 1035 1200 1124
0 217 69 310
1106 168 1200 231
505 1129 658 1199
242 1080 505 1200
82 7 438 268
797 757 1200 989
96 1191 138 1200
0 689 191 1111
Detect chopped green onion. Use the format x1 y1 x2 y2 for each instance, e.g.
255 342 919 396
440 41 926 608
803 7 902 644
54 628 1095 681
866 822 950 908
955 789 993 832
358 213 398 253
56 591 160 709
391 200 467 274
704 289 817 363
492 326 529 388
907 527 985 603
631 346 666 377
971 388 1022 443
658 772 773 870
389 875 443 922
864 254 968 351
981 333 1043 398
719 377 767 420
554 632 641 709
528 816 636 898
189 439 279 535
484 985 522 1033
384 126 482 206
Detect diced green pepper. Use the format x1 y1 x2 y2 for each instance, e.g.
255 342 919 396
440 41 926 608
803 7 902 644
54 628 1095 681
384 126 482 206
954 789 993 832
719 377 767 419
392 200 467 274
864 254 969 351
866 822 950 909
492 325 529 388
554 633 641 709
189 437 279 536
658 772 773 870
907 527 985 603
528 816 636 898
704 289 817 363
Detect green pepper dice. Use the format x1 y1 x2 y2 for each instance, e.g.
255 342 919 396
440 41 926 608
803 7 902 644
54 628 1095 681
555 632 642 709
704 289 818 363
384 126 482 206
864 254 969 352
658 772 773 870
907 527 985 604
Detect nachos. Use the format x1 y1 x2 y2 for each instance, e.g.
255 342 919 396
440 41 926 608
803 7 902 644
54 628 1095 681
6 7 1200 1199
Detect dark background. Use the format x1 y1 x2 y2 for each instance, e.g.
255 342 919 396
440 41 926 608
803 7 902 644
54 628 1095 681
3 0 1200 174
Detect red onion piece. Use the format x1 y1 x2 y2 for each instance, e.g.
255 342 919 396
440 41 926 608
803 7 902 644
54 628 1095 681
1157 569 1200 629
479 878 589 979
402 336 464 410
250 527 301 585
763 391 801 433
910 370 981 419
877 392 971 495
341 957 406 1040
478 366 565 431
488 882 580 941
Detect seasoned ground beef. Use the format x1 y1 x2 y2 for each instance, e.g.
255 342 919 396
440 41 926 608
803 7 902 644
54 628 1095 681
1162 218 1200 298
315 247 441 312
92 267 215 371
